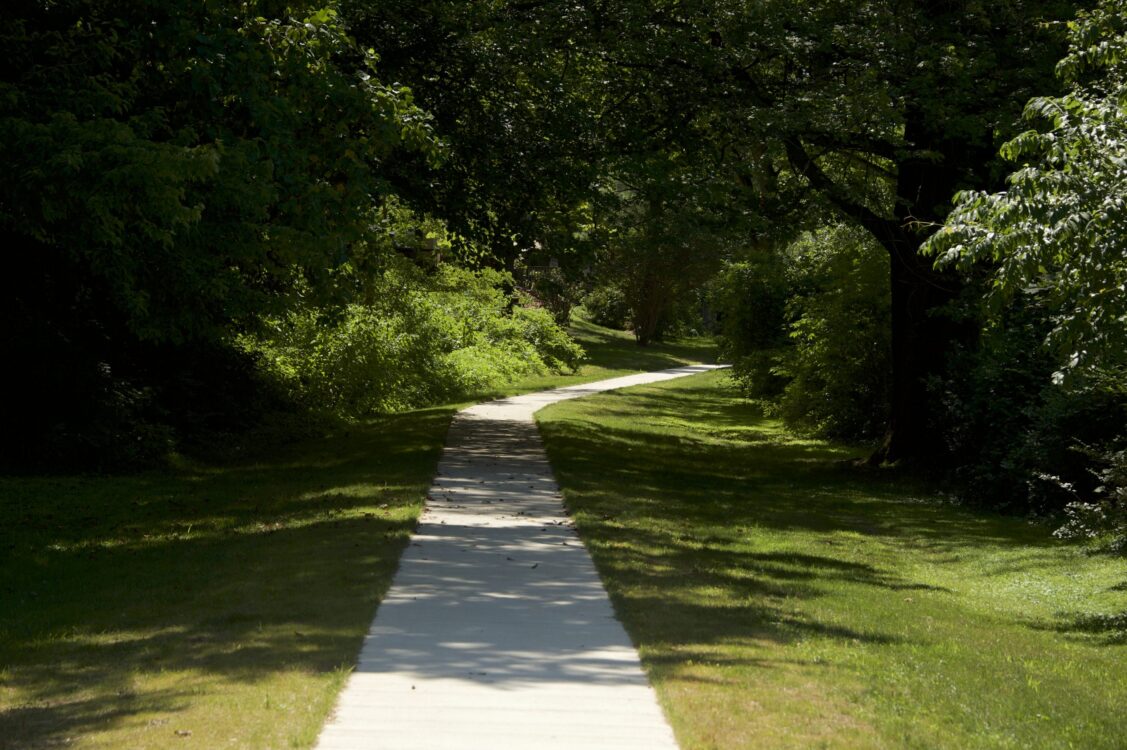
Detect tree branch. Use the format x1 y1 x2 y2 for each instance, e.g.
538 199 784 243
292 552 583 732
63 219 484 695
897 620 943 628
784 138 899 247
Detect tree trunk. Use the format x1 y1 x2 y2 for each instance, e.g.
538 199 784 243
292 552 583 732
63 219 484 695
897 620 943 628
630 264 670 346
867 111 973 464
873 229 958 463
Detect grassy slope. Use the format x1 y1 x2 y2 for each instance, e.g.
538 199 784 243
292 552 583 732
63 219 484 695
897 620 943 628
487 316 718 396
537 370 1127 750
0 320 712 749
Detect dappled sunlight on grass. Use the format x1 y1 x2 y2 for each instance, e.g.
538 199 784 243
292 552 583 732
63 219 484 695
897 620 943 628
538 369 1127 750
0 318 714 749
0 408 452 749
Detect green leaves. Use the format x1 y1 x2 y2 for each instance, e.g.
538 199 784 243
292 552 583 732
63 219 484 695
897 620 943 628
245 263 583 417
926 3 1127 378
1 1 442 345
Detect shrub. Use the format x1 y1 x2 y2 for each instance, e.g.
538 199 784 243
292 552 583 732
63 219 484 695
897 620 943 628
716 226 890 441
1054 448 1127 552
513 306 586 372
581 284 632 330
714 252 791 400
930 296 1127 516
776 227 891 440
521 265 583 326
246 264 584 418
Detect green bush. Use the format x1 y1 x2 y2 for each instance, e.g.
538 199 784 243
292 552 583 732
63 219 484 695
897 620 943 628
580 285 632 330
0 2 440 469
932 313 1127 517
716 226 890 441
521 266 583 326
513 306 586 372
1054 448 1127 553
246 264 584 418
777 228 891 440
715 253 791 400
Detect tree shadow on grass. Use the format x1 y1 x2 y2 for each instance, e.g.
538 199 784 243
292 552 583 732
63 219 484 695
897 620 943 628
1029 611 1127 646
1 690 191 750
542 410 1056 554
537 379 1104 685
0 407 454 749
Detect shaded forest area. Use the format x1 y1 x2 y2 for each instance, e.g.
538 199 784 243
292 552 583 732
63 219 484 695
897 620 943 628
2 0 1125 547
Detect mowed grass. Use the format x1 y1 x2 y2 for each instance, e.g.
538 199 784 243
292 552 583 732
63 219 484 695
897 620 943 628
537 370 1127 750
0 409 453 749
493 315 718 395
0 318 712 749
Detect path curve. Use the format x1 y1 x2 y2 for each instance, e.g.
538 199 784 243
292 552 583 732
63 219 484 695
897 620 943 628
315 365 726 750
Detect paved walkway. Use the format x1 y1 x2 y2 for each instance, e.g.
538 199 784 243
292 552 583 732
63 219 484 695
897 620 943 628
315 365 726 750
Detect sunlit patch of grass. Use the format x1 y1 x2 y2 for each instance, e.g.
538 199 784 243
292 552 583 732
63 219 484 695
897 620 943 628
538 370 1127 750
0 408 451 749
485 314 718 396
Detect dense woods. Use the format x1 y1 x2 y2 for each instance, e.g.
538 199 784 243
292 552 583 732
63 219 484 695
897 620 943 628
2 0 1124 547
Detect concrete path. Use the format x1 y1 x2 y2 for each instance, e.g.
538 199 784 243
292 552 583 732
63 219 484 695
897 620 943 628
315 365 726 750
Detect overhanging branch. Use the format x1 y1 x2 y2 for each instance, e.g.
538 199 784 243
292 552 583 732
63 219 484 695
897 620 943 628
784 138 899 248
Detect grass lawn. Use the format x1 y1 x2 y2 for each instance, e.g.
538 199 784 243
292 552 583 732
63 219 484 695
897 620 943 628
0 319 712 749
0 409 452 749
537 370 1127 750
488 315 718 396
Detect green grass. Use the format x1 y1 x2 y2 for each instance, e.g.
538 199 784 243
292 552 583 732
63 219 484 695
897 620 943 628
490 315 718 396
0 318 711 749
0 409 452 749
537 370 1127 750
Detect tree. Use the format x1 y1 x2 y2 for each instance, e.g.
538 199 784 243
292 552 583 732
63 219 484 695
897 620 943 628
345 0 1085 459
926 0 1127 380
2 1 439 342
341 1 604 268
0 0 441 464
537 0 1080 460
593 153 736 344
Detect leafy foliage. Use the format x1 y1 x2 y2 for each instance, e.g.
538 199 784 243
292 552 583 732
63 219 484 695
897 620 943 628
1054 447 1127 552
717 258 788 351
926 0 1127 378
714 253 791 405
1 1 439 343
918 1 1127 528
580 284 632 331
0 1 446 466
718 226 890 441
518 264 584 327
777 227 891 441
592 158 734 345
927 289 1127 517
246 265 583 418
341 0 602 264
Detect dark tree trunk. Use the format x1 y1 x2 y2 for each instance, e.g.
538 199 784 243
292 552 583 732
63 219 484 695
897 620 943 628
630 263 672 347
873 228 959 463
867 111 974 464
784 130 966 464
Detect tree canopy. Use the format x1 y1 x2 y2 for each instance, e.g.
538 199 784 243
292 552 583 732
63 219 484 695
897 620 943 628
3 0 1125 522
1 1 440 346
926 0 1127 378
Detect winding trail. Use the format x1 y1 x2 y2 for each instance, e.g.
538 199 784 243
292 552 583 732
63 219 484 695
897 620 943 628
315 365 726 750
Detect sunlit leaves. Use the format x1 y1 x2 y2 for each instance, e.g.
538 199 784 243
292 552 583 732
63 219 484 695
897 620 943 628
926 1 1127 378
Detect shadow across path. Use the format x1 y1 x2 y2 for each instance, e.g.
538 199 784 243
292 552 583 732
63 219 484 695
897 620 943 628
314 366 725 750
